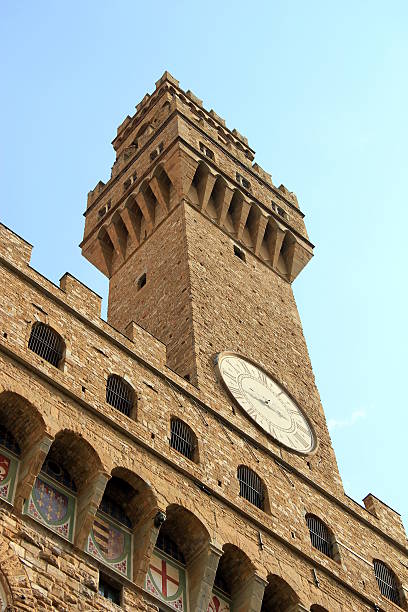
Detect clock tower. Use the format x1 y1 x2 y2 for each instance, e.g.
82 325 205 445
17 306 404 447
0 71 406 612
76 71 408 610
81 71 341 496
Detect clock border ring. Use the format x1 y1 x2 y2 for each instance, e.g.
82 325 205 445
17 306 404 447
215 351 318 456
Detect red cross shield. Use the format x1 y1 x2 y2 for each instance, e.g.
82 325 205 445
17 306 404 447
0 454 10 482
150 554 180 598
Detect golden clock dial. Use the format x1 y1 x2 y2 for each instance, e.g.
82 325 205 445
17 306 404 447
216 353 316 454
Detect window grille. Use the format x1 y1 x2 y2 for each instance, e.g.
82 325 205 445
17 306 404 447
170 418 195 461
42 458 77 492
98 574 121 604
156 531 185 564
106 375 133 416
28 323 64 368
374 560 401 605
237 466 264 510
0 425 20 456
306 515 333 558
100 495 132 528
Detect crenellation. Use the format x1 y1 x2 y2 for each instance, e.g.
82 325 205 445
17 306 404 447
1 73 407 612
0 223 33 268
185 90 203 107
59 273 102 320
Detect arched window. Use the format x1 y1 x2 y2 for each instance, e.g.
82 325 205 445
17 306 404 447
28 322 64 367
237 466 264 510
24 430 102 544
306 515 333 559
209 544 254 612
146 504 209 611
0 425 20 456
373 560 401 606
106 375 134 416
170 418 197 461
41 456 77 492
25 455 77 542
156 531 185 564
88 477 134 579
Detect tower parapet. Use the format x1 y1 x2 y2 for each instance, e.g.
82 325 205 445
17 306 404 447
81 71 313 285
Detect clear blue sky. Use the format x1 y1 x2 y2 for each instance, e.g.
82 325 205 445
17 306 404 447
1 1 407 528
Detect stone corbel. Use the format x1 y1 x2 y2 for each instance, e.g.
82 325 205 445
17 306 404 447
167 152 197 201
149 176 169 217
106 223 126 262
14 434 54 513
199 171 217 213
282 234 313 282
232 573 268 612
133 507 166 586
90 233 113 277
187 542 223 612
135 192 154 234
74 470 111 550
236 200 251 241
267 220 286 269
252 210 270 257
218 185 234 227
120 207 140 250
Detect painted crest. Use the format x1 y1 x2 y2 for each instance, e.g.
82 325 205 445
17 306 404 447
0 454 10 482
0 450 19 504
24 474 75 541
207 591 231 612
146 549 186 611
87 511 132 578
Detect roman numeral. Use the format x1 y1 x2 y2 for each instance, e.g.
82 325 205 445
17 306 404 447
246 407 259 420
222 370 238 383
223 360 240 375
268 422 276 437
257 370 268 386
294 431 307 448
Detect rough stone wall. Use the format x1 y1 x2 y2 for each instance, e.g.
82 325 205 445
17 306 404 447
0 222 407 611
182 202 342 496
107 203 198 384
1 72 407 612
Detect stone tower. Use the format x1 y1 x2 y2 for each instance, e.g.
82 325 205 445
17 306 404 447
0 72 407 611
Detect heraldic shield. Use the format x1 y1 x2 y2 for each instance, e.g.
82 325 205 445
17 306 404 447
0 448 18 504
87 511 132 579
146 548 187 611
207 589 231 612
24 473 76 542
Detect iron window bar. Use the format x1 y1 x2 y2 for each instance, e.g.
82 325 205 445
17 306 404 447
306 515 333 559
170 418 194 461
156 531 185 564
237 466 264 510
28 323 63 367
106 375 133 416
0 425 21 456
373 560 401 605
99 495 132 529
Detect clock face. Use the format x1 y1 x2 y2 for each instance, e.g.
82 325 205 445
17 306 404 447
216 353 316 454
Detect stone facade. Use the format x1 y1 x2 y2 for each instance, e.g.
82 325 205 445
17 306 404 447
0 72 406 611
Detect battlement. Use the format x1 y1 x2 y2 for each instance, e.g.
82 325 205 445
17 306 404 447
363 494 407 541
81 74 313 293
